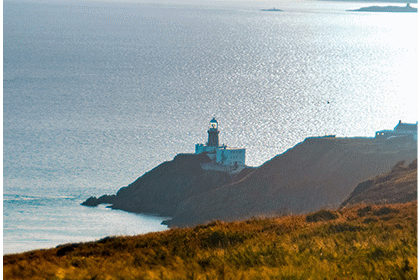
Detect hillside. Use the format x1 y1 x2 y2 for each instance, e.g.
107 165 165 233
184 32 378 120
168 136 416 227
82 153 254 216
341 159 417 207
83 136 416 228
4 201 417 279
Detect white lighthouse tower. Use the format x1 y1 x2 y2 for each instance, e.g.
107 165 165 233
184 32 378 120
195 118 246 169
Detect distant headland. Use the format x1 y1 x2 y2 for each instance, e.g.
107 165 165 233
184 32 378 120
348 3 417 12
320 0 417 3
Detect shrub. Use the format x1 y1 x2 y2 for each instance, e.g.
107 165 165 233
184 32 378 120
56 243 80 257
368 247 386 260
373 207 399 216
357 206 372 217
306 210 339 223
70 257 87 268
201 230 247 248
363 217 378 224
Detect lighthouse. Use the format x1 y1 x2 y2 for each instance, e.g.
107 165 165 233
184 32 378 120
207 117 219 147
195 118 246 169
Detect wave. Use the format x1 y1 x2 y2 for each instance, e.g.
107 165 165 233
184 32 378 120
3 193 76 202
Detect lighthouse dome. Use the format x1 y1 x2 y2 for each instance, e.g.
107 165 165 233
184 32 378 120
209 118 218 130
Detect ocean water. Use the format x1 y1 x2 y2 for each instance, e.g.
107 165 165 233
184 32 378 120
3 0 417 254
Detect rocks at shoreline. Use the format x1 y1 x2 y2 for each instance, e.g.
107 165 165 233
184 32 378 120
81 194 116 207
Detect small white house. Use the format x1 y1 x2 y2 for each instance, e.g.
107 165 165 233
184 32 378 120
195 118 246 167
375 120 417 140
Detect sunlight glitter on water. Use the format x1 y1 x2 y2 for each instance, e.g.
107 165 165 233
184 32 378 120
3 0 417 254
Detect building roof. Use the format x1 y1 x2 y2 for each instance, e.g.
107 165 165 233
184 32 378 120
394 121 417 132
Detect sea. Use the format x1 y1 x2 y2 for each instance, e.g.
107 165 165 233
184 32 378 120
3 0 418 254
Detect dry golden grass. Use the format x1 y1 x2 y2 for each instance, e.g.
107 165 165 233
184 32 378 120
4 201 417 280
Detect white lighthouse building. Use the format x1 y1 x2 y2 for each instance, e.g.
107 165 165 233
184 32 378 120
195 118 246 169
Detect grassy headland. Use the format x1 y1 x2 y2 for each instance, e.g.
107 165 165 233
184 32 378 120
84 137 416 228
4 201 417 279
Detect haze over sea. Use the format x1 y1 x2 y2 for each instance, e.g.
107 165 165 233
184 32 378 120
3 0 417 254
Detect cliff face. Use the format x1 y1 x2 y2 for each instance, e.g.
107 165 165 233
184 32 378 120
112 153 232 215
168 136 417 227
341 159 417 207
82 136 417 228
83 153 254 216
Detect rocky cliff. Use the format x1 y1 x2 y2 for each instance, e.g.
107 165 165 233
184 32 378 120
341 159 417 207
82 153 254 216
167 136 417 227
83 135 417 228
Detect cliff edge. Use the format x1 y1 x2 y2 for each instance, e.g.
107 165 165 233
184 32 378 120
167 136 416 227
82 153 254 216
83 135 416 228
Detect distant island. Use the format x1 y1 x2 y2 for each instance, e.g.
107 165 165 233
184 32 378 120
348 3 417 12
261 8 283 12
320 0 417 3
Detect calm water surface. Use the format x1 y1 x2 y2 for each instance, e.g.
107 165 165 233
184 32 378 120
3 0 417 254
